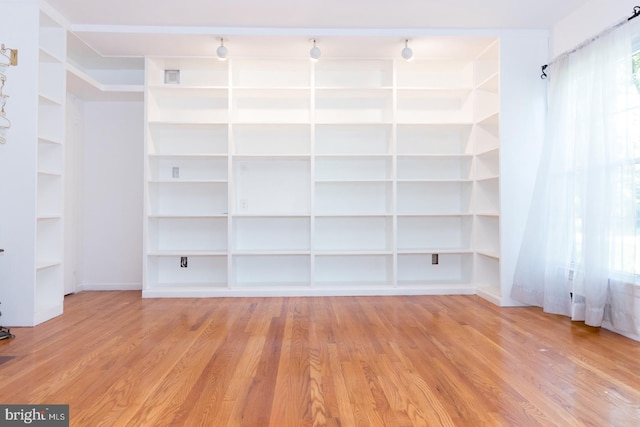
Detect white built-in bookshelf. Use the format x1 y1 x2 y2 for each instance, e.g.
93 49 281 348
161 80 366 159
143 40 501 297
35 9 66 321
473 42 501 302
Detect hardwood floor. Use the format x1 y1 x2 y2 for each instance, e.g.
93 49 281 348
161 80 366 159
0 292 639 426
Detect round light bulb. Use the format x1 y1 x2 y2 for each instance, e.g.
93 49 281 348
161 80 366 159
402 46 413 62
310 41 321 61
217 44 228 61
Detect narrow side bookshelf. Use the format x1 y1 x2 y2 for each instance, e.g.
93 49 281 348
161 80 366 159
472 40 502 304
35 8 66 323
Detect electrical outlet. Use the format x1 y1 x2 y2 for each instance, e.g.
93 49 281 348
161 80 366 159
180 257 188 268
172 167 180 178
240 199 248 211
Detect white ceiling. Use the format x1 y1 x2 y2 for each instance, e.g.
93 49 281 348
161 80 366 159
46 0 590 59
49 0 588 29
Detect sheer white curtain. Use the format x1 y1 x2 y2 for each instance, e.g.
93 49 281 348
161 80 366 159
511 18 640 336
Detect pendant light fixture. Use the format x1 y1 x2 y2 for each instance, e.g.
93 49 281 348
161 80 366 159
309 39 321 61
216 38 228 61
401 39 413 62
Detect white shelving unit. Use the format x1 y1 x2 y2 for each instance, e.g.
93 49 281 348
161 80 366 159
144 58 229 293
35 9 66 322
143 40 501 297
394 58 476 291
228 59 312 291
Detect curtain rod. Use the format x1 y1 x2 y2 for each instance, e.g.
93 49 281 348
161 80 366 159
540 5 640 79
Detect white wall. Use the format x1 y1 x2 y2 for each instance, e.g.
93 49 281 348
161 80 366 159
552 0 637 57
80 101 143 290
0 0 40 326
498 30 549 306
64 93 84 294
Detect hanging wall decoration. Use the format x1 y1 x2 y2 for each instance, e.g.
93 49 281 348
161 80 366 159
0 44 18 144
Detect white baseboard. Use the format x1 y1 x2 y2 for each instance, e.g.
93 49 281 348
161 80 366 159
80 282 142 291
142 285 478 298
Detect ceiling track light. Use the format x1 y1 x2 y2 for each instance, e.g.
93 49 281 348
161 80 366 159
402 39 414 62
216 38 228 61
309 39 321 62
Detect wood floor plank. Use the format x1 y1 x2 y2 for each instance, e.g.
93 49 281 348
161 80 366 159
326 342 358 427
1 291 639 426
236 300 287 427
308 300 330 427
